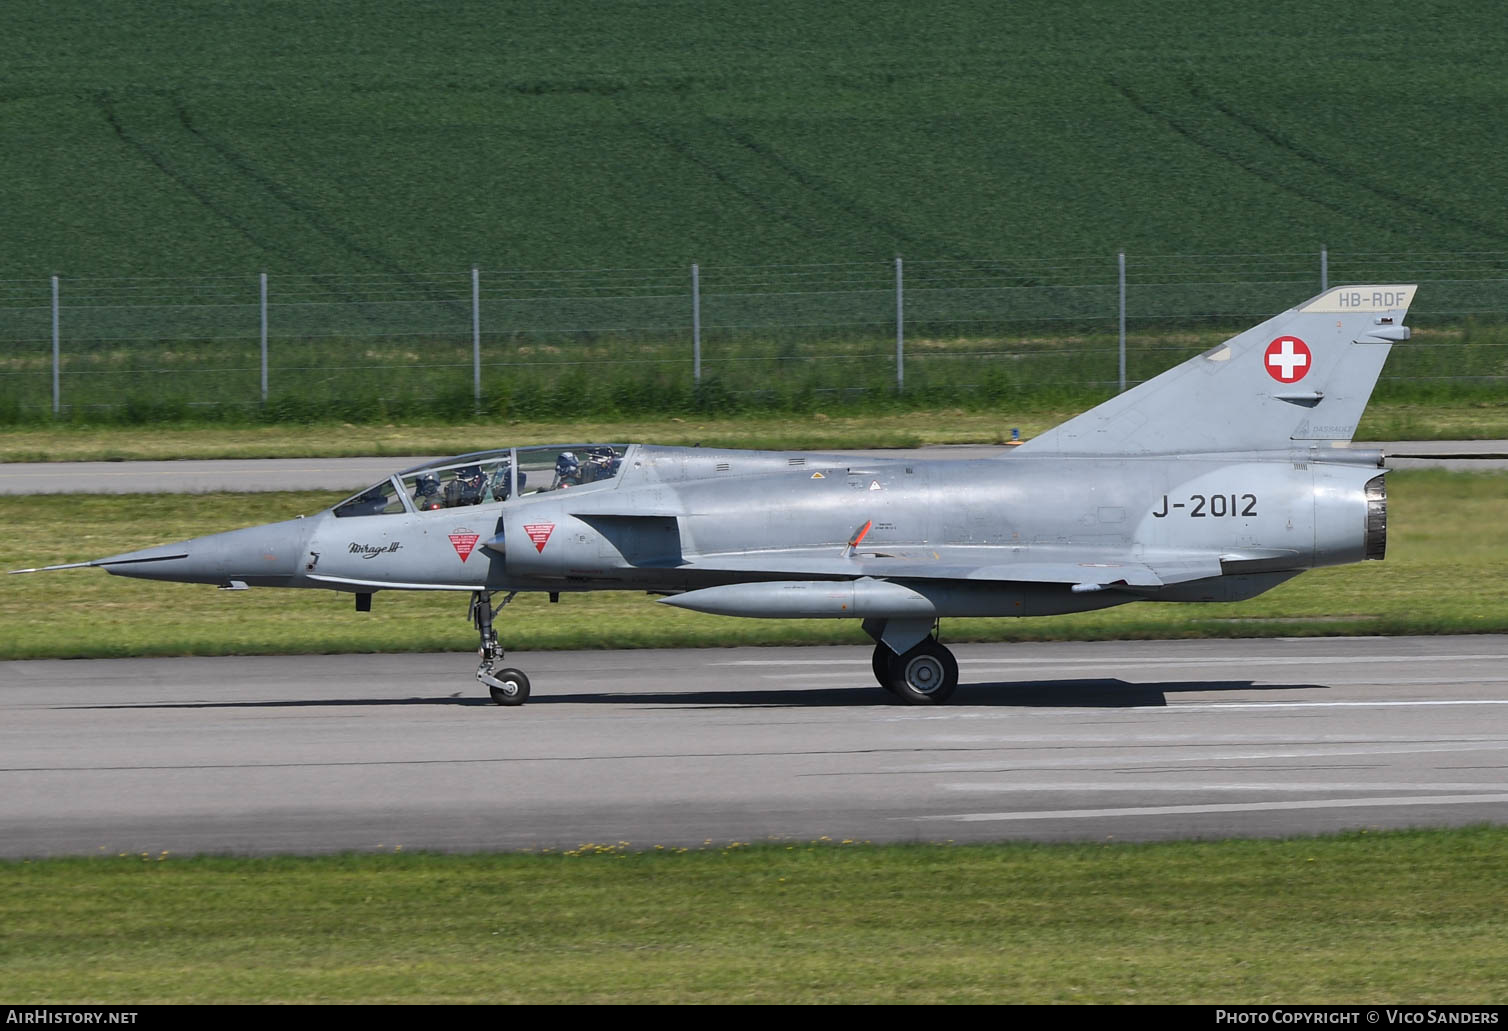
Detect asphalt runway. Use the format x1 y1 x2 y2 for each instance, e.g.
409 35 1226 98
3 636 1506 857
3 441 1505 494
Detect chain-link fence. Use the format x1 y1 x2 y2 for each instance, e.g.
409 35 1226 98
2 252 1505 422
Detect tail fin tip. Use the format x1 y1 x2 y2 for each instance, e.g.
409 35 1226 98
1299 285 1416 315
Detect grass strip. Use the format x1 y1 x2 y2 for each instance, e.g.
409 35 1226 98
1 470 1505 660
2 829 1505 1004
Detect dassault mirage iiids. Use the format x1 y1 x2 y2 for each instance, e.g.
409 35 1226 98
15 285 1415 706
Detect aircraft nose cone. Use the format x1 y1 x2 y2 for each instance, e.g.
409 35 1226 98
99 519 312 586
93 541 194 581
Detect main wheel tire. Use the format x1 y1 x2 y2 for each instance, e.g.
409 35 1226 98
488 668 531 706
872 643 898 693
889 639 958 705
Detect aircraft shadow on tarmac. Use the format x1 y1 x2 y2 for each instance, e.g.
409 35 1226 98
540 679 1328 709
64 679 1327 711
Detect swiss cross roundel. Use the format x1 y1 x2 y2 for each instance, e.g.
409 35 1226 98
1264 336 1312 383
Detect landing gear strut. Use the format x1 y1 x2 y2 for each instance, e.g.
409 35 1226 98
872 636 959 704
471 590 530 706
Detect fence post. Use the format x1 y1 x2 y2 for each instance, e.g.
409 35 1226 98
51 275 60 416
259 271 268 404
472 266 482 411
1118 251 1127 393
895 256 904 392
1321 245 1328 293
691 262 701 385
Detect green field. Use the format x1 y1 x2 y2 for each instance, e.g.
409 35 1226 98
3 469 1505 660
5 2 1507 274
3 831 1505 1003
4 2 1507 424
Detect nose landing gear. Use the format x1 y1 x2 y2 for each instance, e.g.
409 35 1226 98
471 590 530 706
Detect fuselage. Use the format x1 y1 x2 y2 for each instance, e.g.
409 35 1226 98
103 442 1387 619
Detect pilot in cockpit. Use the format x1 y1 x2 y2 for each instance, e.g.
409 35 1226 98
442 466 483 506
580 446 619 483
552 451 582 489
412 472 444 510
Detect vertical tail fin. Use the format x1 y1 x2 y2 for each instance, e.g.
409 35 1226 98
1017 286 1416 456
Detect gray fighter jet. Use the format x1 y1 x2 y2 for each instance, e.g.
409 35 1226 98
14 285 1415 706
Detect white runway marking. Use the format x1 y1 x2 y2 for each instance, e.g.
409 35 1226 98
942 782 1506 793
908 741 1508 772
922 793 1508 823
1141 700 1508 711
864 701 1508 720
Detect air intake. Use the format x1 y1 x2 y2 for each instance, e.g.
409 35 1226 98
1364 474 1387 560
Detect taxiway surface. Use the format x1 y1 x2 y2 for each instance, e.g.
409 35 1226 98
3 636 1505 857
3 441 1503 494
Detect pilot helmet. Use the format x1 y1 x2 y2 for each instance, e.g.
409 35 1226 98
457 465 483 486
415 473 440 495
556 451 579 473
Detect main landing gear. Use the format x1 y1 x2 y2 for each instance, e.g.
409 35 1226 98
872 636 959 704
471 590 530 706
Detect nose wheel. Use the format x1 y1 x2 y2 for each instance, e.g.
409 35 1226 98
472 590 530 706
485 667 531 706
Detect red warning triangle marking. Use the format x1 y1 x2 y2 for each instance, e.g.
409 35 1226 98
448 530 480 562
524 523 555 553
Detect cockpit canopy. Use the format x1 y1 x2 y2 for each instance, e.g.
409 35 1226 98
331 444 627 518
